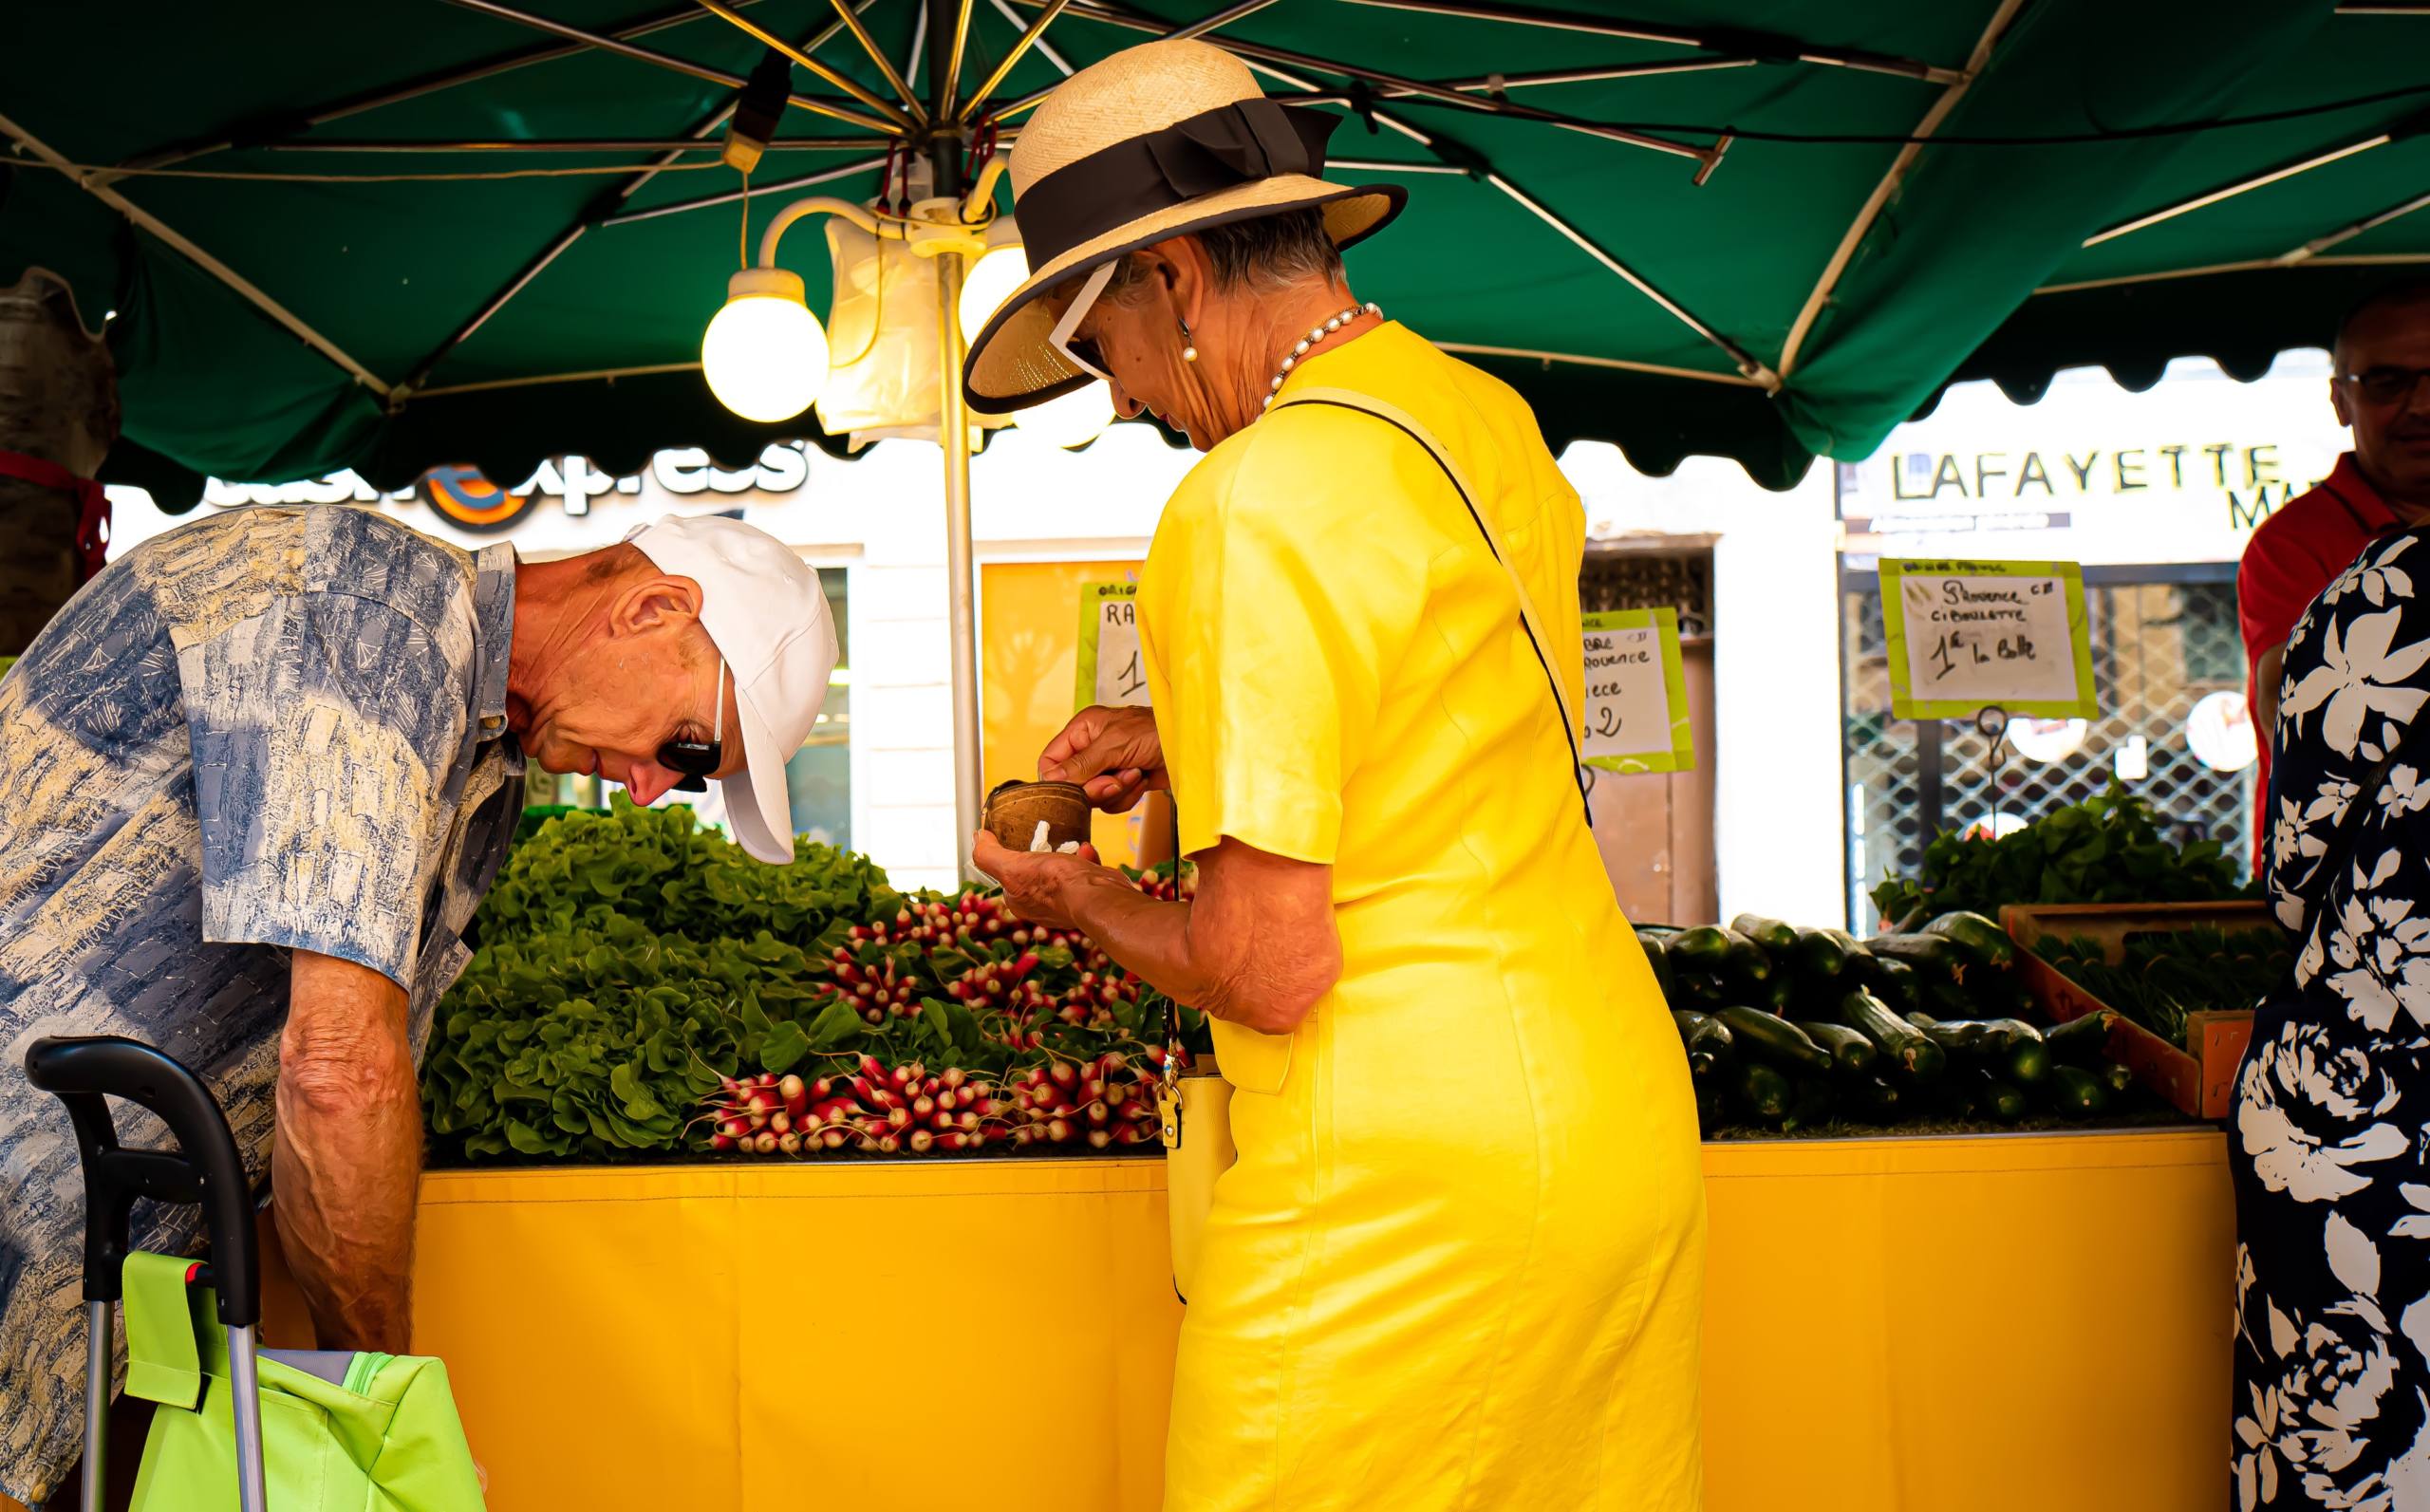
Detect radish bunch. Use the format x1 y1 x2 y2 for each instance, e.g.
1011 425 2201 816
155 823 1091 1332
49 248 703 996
1001 1053 1161 1150
702 1060 1016 1155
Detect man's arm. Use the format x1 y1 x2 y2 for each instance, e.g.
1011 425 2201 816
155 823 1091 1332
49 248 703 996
2255 642 2289 742
272 948 420 1353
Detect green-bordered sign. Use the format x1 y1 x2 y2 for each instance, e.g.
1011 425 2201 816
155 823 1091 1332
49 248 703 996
1075 581 1150 713
1580 608 1693 775
1879 559 2098 721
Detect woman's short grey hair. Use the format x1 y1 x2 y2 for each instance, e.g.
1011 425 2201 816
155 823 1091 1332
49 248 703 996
1095 208 1343 307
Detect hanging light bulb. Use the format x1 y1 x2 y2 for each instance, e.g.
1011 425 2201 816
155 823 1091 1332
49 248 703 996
958 244 1030 344
702 268 831 422
1018 379 1116 449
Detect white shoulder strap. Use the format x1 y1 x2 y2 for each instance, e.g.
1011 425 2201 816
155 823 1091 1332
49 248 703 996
1272 387 1591 818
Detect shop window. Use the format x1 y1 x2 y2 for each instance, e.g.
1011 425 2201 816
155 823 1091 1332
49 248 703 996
1580 542 1718 926
1840 563 2252 932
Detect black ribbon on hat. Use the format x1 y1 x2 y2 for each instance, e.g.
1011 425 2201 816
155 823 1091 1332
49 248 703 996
1014 99 1343 273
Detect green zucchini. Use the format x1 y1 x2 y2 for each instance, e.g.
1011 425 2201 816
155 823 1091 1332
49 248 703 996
1715 1007 1833 1075
1924 910 2018 972
1755 973 1799 1015
1666 925 1733 975
2101 1062 2135 1098
1639 932 1678 1005
1868 932 1967 984
1868 956 1922 1013
1680 973 1731 1010
1730 913 1800 957
1908 1013 1991 1055
1720 928 1773 988
1683 1014 1734 1067
2047 1065 2111 1117
1696 1081 1726 1135
1975 1072 2028 1122
1851 1074 1904 1120
1798 1021 1879 1077
1817 928 1875 969
1841 988 1948 1082
1732 1061 1793 1121
2044 1011 2117 1068
1781 1076 1836 1134
1793 926 1852 983
1981 1019 2050 1085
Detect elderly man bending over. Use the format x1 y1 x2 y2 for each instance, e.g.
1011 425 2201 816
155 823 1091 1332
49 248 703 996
0 505 834 1509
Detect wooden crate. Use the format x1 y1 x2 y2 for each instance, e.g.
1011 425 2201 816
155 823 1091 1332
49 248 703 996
2001 902 2275 1120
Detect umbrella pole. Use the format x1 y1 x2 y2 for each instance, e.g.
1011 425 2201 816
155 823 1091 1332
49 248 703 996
926 2 984 879
936 252 983 878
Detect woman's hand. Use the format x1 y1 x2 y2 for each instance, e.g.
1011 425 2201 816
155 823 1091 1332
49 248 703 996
971 830 1113 932
1041 704 1166 812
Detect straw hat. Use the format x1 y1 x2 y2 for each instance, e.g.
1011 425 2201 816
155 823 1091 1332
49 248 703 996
961 40 1405 413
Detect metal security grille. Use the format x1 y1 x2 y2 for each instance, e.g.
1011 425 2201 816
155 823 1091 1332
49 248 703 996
1580 541 1714 636
1841 563 2252 932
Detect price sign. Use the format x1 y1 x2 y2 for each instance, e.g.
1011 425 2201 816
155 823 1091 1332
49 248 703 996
1580 608 1693 774
1879 559 2098 720
1075 581 1150 711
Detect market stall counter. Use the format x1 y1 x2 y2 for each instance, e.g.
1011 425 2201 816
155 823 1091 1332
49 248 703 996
237 1127 2233 1512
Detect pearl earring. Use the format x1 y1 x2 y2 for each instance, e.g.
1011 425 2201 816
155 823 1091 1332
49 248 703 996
1179 319 1198 363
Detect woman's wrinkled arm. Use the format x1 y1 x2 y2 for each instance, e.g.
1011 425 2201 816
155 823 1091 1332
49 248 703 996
977 832 1340 1036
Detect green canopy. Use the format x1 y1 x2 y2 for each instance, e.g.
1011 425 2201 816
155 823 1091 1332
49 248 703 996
2 0 2422 503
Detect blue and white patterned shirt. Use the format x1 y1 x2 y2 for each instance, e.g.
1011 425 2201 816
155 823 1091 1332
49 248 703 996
0 505 522 1503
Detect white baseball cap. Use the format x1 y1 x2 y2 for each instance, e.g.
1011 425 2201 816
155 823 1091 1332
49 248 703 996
625 515 838 865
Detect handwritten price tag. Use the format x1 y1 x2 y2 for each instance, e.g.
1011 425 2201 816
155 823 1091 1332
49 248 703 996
1075 581 1150 712
1580 608 1694 774
1879 559 2097 720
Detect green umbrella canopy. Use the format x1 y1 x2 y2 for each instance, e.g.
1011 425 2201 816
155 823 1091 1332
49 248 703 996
0 0 2421 506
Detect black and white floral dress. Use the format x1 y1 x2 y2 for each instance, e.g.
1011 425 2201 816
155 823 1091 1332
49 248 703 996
2235 528 2430 1510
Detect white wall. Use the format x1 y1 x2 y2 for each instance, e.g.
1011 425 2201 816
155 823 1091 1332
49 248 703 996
1561 446 1847 927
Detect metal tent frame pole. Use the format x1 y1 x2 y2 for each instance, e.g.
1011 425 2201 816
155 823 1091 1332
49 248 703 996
930 0 984 879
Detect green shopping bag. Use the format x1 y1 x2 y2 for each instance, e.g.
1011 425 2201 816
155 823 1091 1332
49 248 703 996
120 1254 487 1512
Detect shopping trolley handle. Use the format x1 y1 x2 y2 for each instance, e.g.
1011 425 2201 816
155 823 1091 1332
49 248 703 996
25 1036 259 1329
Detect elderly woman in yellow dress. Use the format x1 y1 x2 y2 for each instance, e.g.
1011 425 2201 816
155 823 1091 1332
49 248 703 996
963 39 1705 1512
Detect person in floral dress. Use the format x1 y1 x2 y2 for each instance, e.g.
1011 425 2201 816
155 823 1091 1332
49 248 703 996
2236 527 2430 1509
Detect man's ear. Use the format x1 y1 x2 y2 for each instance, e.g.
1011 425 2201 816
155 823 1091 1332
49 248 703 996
2331 377 2354 430
609 573 704 638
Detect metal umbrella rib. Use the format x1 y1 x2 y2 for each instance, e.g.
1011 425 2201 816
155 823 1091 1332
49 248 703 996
116 0 777 172
1003 0 1718 162
690 0 920 131
1333 0 1964 84
829 0 934 121
398 5 892 397
436 0 904 137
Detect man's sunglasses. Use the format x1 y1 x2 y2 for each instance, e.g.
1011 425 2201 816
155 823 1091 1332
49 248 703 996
662 656 726 794
2337 366 2430 407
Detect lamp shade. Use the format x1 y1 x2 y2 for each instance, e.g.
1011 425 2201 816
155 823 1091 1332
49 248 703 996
702 267 830 423
958 244 1029 345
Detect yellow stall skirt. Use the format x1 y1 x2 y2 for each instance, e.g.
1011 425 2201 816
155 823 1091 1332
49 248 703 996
11 1130 2225 1512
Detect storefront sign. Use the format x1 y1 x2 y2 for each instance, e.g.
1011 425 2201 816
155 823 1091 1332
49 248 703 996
1879 559 2098 720
1075 581 1150 711
1837 359 2350 568
202 444 817 533
1580 608 1693 774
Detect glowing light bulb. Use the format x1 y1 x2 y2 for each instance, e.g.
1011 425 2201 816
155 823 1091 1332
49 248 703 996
702 268 830 423
1017 379 1115 449
958 245 1030 343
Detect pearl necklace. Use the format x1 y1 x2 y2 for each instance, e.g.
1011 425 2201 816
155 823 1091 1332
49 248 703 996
1262 302 1382 410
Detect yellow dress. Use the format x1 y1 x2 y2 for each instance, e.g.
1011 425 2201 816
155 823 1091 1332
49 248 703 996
1140 322 1706 1512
